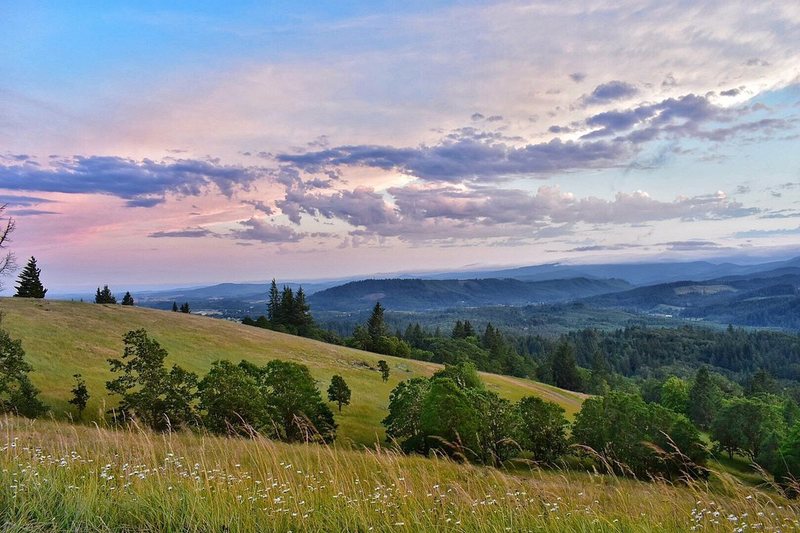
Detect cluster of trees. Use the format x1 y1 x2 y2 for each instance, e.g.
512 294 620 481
105 329 343 442
640 366 800 489
348 305 533 377
383 362 707 479
242 280 334 341
172 302 190 313
95 285 136 306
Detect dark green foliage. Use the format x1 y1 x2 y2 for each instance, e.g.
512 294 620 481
95 285 117 304
572 392 707 479
746 369 779 396
383 377 430 453
172 301 179 312
689 367 719 429
267 279 281 322
367 302 388 341
515 396 569 464
432 361 483 390
549 341 583 392
180 302 190 313
772 423 800 488
470 390 518 466
245 281 317 337
106 329 198 431
69 373 89 419
711 396 785 460
327 374 351 412
378 360 390 382
0 328 46 418
13 256 47 298
419 377 482 460
198 360 272 436
121 292 135 306
260 360 336 443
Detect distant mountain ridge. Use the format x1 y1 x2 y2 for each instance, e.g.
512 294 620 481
308 277 632 312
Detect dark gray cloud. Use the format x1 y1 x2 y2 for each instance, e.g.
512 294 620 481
6 208 59 216
243 199 275 215
720 88 741 97
0 156 261 207
582 81 638 105
149 227 215 238
569 72 586 83
277 137 626 184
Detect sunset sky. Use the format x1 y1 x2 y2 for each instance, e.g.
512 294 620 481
2 1 800 292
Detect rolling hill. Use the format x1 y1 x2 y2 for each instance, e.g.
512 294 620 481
0 298 587 446
309 277 632 312
583 267 800 329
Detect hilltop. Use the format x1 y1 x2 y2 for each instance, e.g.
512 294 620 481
0 298 586 446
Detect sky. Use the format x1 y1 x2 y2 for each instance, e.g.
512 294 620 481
1 0 800 292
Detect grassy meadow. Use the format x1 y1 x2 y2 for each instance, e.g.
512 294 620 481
0 298 586 447
2 415 798 532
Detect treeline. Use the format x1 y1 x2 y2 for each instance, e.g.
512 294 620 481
242 280 338 343
344 303 534 377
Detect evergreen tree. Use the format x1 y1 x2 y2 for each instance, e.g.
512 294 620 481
180 302 190 313
121 292 135 306
451 320 465 339
327 375 351 412
69 373 90 419
267 279 281 323
367 302 388 343
550 341 582 391
292 287 314 332
689 366 718 429
95 285 116 304
279 286 295 328
172 301 179 312
378 360 390 382
13 256 47 298
463 320 475 338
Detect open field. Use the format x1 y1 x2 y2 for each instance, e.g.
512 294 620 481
1 416 798 532
0 298 587 446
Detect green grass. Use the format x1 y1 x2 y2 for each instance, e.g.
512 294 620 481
0 298 587 447
2 416 798 532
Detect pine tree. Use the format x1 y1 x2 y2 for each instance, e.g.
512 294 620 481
95 285 116 304
367 302 387 342
69 373 90 419
327 375 351 412
463 320 475 338
452 320 465 339
267 279 281 323
180 302 190 313
13 256 47 298
279 286 294 328
292 287 314 332
121 292 135 306
172 301 179 312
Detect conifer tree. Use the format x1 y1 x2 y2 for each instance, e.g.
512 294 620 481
95 285 116 304
180 302 190 313
367 302 387 343
463 320 475 338
172 301 179 312
13 256 47 298
121 292 135 306
279 286 295 327
451 320 465 339
292 287 314 331
378 360 390 382
267 279 281 323
689 366 718 429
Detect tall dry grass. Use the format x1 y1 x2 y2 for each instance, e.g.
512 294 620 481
1 415 798 532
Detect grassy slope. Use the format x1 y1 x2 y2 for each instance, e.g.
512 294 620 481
0 298 587 447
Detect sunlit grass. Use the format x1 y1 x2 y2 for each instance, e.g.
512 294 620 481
1 416 798 532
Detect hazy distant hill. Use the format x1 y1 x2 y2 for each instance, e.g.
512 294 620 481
309 277 632 312
583 267 800 329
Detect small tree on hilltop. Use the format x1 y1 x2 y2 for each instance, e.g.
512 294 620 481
180 302 190 313
327 375 351 412
95 285 117 304
14 256 47 298
172 301 179 312
378 360 390 382
69 373 90 419
121 292 135 306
